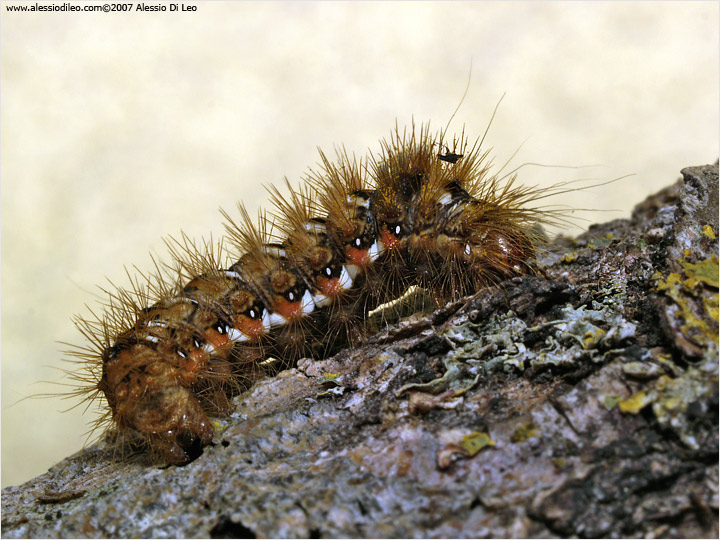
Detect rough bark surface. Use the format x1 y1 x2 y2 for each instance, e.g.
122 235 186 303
2 164 718 539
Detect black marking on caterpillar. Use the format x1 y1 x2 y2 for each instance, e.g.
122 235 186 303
63 119 608 465
438 147 464 164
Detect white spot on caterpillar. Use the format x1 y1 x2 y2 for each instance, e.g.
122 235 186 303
304 222 326 235
368 240 380 262
265 245 286 258
376 237 386 257
147 320 168 328
268 312 287 327
312 292 331 308
261 309 272 333
227 328 249 342
338 266 352 290
347 193 370 208
301 289 315 315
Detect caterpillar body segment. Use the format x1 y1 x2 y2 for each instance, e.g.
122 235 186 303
69 123 576 464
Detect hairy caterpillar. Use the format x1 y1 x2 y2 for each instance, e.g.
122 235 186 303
65 120 593 465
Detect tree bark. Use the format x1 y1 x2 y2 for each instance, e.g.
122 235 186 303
2 164 717 539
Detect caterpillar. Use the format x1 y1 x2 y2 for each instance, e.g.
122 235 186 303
65 120 589 465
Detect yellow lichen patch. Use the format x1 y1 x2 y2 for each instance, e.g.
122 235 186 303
583 328 607 349
316 372 345 397
560 252 577 263
618 390 653 414
702 224 716 240
652 352 682 376
704 294 718 323
654 255 719 349
679 307 717 347
436 430 496 469
650 367 718 449
511 422 540 442
679 255 719 289
602 394 623 410
320 372 342 384
585 233 616 250
653 271 680 289
622 362 662 379
618 362 717 449
460 432 495 456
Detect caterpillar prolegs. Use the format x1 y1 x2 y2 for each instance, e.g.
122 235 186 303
69 123 574 464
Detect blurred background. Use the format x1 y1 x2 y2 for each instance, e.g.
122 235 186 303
2 1 718 488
